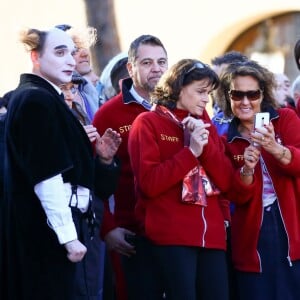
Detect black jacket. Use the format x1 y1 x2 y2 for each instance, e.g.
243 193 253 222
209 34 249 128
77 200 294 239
1 74 120 300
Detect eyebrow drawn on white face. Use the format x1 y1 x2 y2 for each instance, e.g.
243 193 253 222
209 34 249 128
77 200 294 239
54 45 68 50
53 44 77 57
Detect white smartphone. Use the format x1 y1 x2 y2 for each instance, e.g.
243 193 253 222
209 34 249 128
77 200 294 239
254 112 270 129
253 112 270 146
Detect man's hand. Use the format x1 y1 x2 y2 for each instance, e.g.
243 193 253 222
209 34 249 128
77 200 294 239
104 227 136 257
95 128 122 164
64 239 87 262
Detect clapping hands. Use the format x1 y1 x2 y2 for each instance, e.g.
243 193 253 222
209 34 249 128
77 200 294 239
95 128 122 164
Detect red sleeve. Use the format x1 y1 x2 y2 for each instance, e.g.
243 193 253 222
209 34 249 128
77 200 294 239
128 113 199 198
275 109 300 175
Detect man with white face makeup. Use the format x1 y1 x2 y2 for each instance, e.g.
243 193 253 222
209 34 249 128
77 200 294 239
0 27 121 300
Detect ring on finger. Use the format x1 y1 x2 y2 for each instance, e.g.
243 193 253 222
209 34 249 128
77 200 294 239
261 136 265 141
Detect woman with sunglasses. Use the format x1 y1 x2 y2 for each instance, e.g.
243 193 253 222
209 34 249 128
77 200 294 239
217 59 300 300
128 59 236 300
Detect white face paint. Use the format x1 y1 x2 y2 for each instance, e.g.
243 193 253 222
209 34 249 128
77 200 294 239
35 28 76 86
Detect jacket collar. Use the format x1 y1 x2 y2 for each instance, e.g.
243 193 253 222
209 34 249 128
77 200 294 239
121 77 137 104
121 77 152 110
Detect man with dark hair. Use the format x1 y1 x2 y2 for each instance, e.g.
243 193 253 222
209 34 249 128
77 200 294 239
93 34 168 300
211 51 248 73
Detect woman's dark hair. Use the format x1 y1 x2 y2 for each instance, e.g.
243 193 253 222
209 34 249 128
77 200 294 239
151 59 219 109
216 60 278 117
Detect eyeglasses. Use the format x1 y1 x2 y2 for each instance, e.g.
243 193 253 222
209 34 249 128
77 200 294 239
229 89 262 101
69 86 78 95
185 62 205 75
60 85 78 95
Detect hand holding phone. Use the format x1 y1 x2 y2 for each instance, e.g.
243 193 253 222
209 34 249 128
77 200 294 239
124 234 137 246
253 112 270 146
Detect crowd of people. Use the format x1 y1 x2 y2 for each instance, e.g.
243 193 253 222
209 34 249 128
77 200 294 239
1 23 300 300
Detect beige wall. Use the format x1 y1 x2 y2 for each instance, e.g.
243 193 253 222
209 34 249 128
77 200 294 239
1 0 300 95
0 0 87 95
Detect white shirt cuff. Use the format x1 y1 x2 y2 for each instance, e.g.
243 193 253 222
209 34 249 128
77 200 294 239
34 174 78 244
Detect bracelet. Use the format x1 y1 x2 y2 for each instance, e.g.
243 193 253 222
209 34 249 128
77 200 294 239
278 146 287 161
240 166 254 176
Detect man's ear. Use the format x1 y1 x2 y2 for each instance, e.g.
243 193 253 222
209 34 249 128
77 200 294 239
126 62 133 77
31 50 40 66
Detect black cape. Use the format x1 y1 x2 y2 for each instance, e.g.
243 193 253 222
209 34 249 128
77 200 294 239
0 74 119 300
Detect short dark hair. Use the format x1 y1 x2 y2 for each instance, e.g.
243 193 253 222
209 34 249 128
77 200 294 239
71 73 85 85
211 51 248 66
151 59 219 109
128 35 167 63
294 39 300 70
55 24 72 32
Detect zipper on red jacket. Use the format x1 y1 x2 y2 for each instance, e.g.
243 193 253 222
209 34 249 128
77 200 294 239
257 203 264 273
201 207 207 247
256 249 262 272
276 202 293 267
257 157 265 273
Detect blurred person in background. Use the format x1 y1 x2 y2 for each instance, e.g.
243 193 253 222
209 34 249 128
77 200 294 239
211 51 249 135
98 52 129 105
273 72 295 110
294 38 300 71
291 75 300 117
66 25 100 118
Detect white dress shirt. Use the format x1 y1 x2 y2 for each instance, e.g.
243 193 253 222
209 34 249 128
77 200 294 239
34 174 90 244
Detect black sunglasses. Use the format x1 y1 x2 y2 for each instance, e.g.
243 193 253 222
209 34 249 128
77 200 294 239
229 89 262 101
